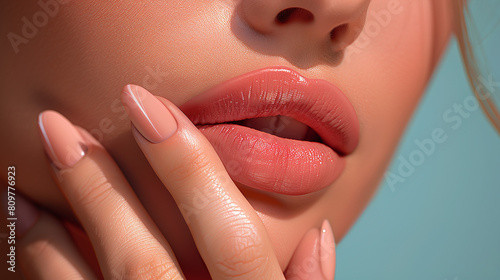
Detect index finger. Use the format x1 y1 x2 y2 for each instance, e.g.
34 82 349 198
121 85 284 280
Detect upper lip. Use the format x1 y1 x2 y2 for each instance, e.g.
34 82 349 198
180 67 359 155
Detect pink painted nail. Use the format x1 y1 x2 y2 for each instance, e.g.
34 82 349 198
285 227 323 280
38 111 88 169
121 84 178 143
2 189 40 237
320 220 336 280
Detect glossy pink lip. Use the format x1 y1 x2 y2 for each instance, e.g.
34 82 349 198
181 67 359 195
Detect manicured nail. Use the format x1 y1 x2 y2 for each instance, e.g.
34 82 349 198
121 84 178 143
285 226 323 280
38 111 88 169
320 220 336 280
2 189 40 237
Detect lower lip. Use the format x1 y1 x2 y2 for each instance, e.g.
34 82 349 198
198 123 345 195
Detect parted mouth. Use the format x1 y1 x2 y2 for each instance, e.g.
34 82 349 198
180 67 359 156
230 115 323 143
179 67 358 195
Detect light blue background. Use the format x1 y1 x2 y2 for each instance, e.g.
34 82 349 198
335 37 500 279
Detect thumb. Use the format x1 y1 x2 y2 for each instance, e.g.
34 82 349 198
285 220 336 280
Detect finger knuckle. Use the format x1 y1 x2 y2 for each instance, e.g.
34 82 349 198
213 223 269 279
75 171 114 208
167 147 217 184
114 253 181 280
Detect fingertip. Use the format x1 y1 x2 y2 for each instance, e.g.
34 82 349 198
75 126 104 148
320 220 335 280
285 227 324 280
37 111 88 169
120 84 178 143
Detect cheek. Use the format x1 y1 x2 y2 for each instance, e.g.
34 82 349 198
59 0 242 96
20 1 239 144
3 0 242 221
349 0 434 165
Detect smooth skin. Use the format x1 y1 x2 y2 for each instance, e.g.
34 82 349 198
16 90 335 279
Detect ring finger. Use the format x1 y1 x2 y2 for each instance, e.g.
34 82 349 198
38 111 184 280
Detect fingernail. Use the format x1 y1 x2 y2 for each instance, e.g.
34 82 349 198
320 220 336 280
121 84 177 143
285 227 323 280
2 189 40 237
38 111 88 169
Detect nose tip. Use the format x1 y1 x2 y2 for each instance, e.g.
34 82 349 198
239 0 370 52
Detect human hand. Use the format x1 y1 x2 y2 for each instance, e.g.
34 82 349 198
14 85 335 279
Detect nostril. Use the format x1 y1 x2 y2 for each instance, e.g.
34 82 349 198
330 24 349 43
275 8 314 25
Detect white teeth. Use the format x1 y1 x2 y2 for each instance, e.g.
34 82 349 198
241 115 312 140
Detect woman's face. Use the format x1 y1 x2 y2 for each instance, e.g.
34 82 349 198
1 0 452 277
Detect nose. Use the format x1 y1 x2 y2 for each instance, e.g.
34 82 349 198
239 0 370 52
